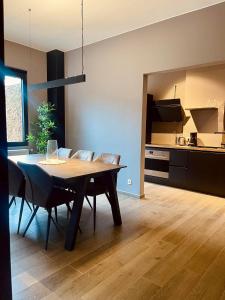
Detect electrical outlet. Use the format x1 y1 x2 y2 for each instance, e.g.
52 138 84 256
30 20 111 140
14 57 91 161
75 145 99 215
128 178 132 185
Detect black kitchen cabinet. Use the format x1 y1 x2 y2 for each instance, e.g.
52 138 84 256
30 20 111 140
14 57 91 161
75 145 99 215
187 151 225 197
146 146 225 198
170 150 188 167
169 149 188 188
169 166 187 188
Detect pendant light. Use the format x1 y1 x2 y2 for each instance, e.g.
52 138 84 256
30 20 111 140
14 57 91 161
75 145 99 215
29 0 86 91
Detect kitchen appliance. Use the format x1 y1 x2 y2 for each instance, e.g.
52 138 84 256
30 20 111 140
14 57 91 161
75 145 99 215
177 136 186 146
145 149 170 179
188 132 197 146
148 97 183 122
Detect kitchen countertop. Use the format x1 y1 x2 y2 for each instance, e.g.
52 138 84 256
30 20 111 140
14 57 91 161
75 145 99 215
146 143 225 153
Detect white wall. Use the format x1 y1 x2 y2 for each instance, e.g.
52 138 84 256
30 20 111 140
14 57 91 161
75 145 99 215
65 3 225 197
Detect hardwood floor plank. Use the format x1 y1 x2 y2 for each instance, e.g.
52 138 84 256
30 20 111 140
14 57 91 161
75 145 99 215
187 249 225 300
114 277 160 300
185 220 225 276
10 183 225 299
150 268 198 300
80 240 174 300
41 266 82 292
14 282 52 300
143 204 225 287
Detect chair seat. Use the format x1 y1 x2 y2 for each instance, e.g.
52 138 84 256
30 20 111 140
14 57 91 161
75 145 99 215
47 187 75 208
86 182 107 197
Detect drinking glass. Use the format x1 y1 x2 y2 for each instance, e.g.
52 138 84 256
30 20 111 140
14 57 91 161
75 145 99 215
46 140 58 162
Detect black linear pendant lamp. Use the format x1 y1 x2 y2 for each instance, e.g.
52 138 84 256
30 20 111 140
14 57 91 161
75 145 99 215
29 0 86 91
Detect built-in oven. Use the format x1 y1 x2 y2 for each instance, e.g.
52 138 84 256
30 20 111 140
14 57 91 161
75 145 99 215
145 148 170 180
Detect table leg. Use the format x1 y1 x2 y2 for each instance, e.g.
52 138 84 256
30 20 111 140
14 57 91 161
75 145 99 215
105 172 122 226
64 177 88 251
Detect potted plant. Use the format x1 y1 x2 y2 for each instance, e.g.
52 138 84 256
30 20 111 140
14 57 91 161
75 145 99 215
27 102 56 154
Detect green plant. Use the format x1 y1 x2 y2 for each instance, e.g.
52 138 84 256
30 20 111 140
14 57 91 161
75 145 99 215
27 102 56 154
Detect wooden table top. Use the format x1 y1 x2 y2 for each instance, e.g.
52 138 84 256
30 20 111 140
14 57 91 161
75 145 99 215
9 154 125 180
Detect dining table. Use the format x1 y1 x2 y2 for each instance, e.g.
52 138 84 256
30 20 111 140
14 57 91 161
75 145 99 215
9 154 126 251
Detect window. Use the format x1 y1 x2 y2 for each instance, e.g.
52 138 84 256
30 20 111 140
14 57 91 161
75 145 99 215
4 67 28 146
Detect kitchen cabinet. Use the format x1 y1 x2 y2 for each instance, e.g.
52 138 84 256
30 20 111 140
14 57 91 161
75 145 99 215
169 166 187 188
146 145 225 197
170 150 188 167
187 151 225 197
169 149 188 188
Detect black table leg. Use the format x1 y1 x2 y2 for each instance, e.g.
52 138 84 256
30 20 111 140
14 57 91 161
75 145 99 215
105 172 122 226
64 177 88 251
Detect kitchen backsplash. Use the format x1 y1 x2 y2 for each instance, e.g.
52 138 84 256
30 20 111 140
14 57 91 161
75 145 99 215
151 133 223 147
147 64 225 147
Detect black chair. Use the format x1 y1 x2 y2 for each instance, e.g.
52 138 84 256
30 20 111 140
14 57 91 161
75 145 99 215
8 159 32 234
85 153 121 231
71 150 95 209
18 162 75 250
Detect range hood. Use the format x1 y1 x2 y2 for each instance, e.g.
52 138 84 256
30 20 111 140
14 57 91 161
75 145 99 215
151 98 183 122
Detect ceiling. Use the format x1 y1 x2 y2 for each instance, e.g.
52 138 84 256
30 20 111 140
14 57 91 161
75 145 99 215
4 0 224 52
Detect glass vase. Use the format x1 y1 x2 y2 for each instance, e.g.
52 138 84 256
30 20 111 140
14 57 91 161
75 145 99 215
46 140 58 162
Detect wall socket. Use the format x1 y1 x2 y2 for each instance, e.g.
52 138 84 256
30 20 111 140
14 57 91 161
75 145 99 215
128 178 132 185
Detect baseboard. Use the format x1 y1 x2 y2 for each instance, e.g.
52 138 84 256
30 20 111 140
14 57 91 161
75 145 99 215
117 189 145 199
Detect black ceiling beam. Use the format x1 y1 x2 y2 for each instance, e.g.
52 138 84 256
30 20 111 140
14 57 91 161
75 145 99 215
29 74 86 91
0 0 12 298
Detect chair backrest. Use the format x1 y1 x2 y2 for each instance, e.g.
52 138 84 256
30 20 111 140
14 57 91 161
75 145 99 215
17 162 53 208
71 150 94 162
8 159 25 197
58 148 72 159
94 153 120 165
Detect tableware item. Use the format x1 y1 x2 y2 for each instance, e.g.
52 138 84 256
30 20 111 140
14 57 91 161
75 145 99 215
46 140 58 162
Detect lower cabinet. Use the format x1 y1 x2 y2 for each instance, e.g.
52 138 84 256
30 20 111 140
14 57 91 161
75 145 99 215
147 147 225 198
169 166 187 188
187 151 225 197
169 149 188 188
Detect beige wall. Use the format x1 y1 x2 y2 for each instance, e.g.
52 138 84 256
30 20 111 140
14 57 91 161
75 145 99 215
65 3 225 197
148 71 186 101
4 40 47 125
148 64 225 147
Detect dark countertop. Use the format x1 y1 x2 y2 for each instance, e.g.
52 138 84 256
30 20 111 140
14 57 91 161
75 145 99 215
145 143 225 153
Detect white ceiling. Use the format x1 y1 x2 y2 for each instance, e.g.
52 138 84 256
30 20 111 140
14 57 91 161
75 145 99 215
4 0 225 52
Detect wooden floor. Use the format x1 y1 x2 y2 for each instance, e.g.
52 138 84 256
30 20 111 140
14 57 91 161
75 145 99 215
10 182 225 300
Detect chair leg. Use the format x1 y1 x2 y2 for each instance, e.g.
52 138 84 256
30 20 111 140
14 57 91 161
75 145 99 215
45 208 52 250
17 197 25 234
50 215 60 232
54 207 58 223
85 195 92 209
25 199 32 212
66 202 72 212
9 196 15 208
93 196 96 232
23 206 39 237
105 192 110 202
66 203 71 219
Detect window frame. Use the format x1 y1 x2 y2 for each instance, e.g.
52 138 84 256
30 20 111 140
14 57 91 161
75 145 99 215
5 66 28 147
